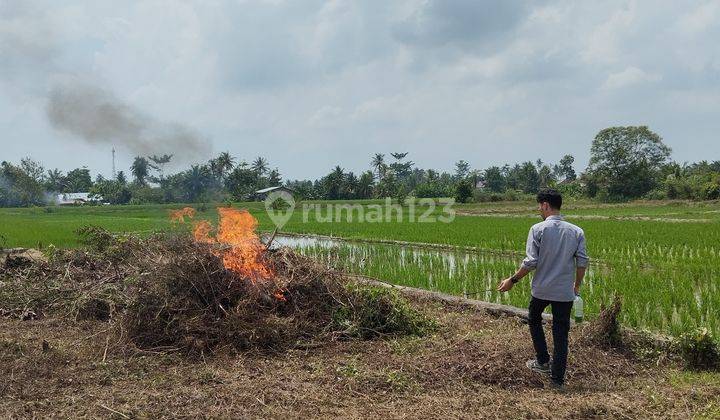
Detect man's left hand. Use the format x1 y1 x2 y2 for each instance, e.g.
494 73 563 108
497 278 514 292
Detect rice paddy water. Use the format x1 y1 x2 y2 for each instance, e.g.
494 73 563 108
270 234 719 337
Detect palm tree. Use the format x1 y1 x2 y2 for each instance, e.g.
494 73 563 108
148 154 173 181
116 171 127 185
268 168 282 185
131 157 149 186
45 168 65 192
184 165 211 202
211 152 235 180
371 153 385 178
324 166 345 200
357 171 375 199
251 157 269 175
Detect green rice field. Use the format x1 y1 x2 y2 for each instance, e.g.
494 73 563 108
2 199 719 337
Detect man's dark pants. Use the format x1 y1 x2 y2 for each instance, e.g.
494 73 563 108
528 296 573 385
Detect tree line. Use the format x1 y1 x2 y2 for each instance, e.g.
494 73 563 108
1 126 719 207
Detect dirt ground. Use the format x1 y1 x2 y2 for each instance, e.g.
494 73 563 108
1 300 718 419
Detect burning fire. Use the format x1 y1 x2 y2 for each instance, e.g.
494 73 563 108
171 207 274 281
169 207 197 223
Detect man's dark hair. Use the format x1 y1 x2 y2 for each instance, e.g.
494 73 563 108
536 188 562 210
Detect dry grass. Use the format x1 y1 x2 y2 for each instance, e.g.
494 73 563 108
2 231 719 418
1 303 719 419
1 232 433 355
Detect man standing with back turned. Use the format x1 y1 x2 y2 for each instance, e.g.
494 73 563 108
497 189 589 390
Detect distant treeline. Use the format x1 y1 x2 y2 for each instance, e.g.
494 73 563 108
1 126 719 207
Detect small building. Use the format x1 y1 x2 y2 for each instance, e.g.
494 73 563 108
254 186 295 201
55 192 101 206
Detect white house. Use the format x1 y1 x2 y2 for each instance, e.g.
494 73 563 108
55 192 100 205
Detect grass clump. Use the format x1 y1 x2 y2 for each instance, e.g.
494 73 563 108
334 285 436 339
675 328 720 371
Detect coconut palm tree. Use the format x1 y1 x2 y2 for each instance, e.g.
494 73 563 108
184 165 212 202
251 157 269 175
211 152 235 180
208 152 234 181
130 157 149 186
371 153 385 178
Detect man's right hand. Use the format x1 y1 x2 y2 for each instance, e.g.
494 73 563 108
497 278 514 292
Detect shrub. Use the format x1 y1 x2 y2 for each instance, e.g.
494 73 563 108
555 181 586 199
334 286 436 339
75 225 114 253
675 328 720 371
580 296 623 348
473 190 504 203
454 181 473 204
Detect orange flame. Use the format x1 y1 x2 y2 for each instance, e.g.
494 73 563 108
214 207 274 281
192 219 214 244
169 207 197 223
273 289 287 302
171 207 274 282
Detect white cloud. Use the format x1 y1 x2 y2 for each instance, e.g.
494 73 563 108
308 105 343 127
1 0 719 178
602 66 662 90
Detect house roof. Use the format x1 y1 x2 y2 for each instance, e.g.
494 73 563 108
58 192 92 200
55 192 103 204
255 186 293 194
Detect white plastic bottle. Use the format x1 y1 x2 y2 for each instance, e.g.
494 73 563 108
574 294 584 323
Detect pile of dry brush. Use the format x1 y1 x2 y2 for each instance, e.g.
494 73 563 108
0 228 433 355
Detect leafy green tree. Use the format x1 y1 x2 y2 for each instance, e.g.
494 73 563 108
322 166 344 200
389 152 413 183
285 180 315 200
454 160 470 180
225 166 260 201
20 158 45 184
116 171 127 185
517 161 540 193
587 126 671 199
64 168 93 192
131 157 150 186
394 184 408 204
357 171 375 199
374 171 398 198
148 154 173 182
128 185 164 204
268 168 282 186
90 179 131 204
555 154 577 181
45 168 65 192
343 171 359 199
483 166 505 192
454 180 473 203
0 161 45 206
538 163 555 188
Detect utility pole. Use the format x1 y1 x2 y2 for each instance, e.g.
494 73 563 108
112 148 116 179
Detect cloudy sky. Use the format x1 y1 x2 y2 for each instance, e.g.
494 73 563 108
1 0 719 180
